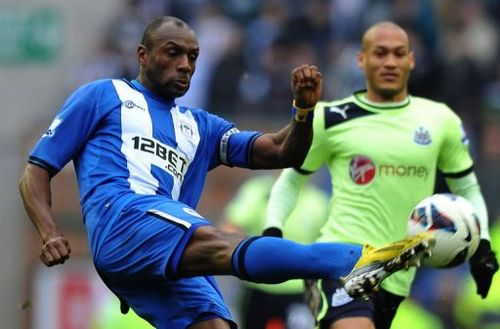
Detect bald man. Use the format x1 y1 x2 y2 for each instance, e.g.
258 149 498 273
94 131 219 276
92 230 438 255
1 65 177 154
265 21 498 329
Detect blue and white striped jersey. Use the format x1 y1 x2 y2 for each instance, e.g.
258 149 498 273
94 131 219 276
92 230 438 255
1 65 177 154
29 79 260 215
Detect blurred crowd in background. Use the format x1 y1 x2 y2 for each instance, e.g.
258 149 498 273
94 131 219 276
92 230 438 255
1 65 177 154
38 0 500 328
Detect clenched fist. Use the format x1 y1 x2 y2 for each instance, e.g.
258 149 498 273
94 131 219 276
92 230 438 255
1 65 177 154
291 64 323 109
40 234 71 266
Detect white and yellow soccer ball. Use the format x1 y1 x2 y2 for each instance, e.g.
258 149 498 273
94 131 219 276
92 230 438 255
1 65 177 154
407 193 480 268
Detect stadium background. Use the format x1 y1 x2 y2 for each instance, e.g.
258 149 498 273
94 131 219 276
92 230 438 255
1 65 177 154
1 0 499 328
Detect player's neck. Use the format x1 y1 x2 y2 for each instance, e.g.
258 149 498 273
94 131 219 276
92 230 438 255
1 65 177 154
363 90 409 105
361 94 409 107
136 75 176 102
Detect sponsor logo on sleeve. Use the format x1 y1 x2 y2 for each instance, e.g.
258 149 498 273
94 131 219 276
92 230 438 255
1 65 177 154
460 124 469 145
43 116 63 138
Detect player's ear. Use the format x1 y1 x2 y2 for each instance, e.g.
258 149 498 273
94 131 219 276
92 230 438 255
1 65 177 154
357 51 365 69
408 51 415 70
137 44 148 66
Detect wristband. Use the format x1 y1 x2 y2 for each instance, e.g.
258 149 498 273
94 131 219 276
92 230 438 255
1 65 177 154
292 100 315 123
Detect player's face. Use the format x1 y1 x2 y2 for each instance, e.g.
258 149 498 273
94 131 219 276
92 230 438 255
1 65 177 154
358 27 414 102
138 22 199 100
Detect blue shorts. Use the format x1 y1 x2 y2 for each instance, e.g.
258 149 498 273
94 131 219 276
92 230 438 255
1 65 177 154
88 195 236 329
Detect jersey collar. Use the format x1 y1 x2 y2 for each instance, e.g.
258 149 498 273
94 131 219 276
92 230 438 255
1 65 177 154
129 79 176 107
353 90 410 110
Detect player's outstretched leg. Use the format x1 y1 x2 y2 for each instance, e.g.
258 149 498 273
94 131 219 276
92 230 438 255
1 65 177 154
340 232 435 299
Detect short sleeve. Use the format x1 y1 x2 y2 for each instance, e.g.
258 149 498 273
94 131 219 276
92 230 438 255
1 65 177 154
29 81 106 175
205 112 261 169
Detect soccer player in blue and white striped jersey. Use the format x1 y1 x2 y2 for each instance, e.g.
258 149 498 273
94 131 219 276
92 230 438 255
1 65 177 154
19 16 431 329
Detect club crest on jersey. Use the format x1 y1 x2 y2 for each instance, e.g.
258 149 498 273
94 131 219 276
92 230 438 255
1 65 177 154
43 116 63 138
349 155 376 185
413 126 431 145
331 288 353 307
178 121 194 137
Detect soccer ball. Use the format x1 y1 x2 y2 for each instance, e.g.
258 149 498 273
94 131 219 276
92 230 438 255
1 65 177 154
407 193 480 268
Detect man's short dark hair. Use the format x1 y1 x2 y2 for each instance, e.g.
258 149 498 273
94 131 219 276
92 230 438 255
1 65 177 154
141 16 189 49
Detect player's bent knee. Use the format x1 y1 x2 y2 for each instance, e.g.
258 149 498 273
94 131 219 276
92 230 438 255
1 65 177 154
179 226 246 276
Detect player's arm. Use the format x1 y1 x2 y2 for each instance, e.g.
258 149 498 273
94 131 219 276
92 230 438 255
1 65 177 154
250 65 322 169
17 82 105 268
19 163 71 267
445 171 499 298
439 106 498 298
263 168 310 237
445 172 489 240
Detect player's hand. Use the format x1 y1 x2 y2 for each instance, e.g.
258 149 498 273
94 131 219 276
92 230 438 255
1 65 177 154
262 227 283 238
40 233 71 267
469 239 498 298
291 64 323 109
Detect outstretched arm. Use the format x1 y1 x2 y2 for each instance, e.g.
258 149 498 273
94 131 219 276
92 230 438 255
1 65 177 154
263 168 310 236
446 172 499 298
250 64 322 169
19 164 71 266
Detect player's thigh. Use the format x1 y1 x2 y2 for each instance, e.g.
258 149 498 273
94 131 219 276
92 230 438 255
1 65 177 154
94 197 213 280
371 286 404 329
179 225 247 276
331 317 375 329
318 279 374 329
318 279 403 329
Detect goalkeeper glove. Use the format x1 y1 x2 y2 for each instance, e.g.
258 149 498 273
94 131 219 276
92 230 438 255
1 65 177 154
262 227 283 238
469 239 499 298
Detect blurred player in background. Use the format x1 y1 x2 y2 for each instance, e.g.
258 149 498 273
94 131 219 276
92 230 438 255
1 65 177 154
222 174 329 329
264 21 498 329
18 16 431 329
